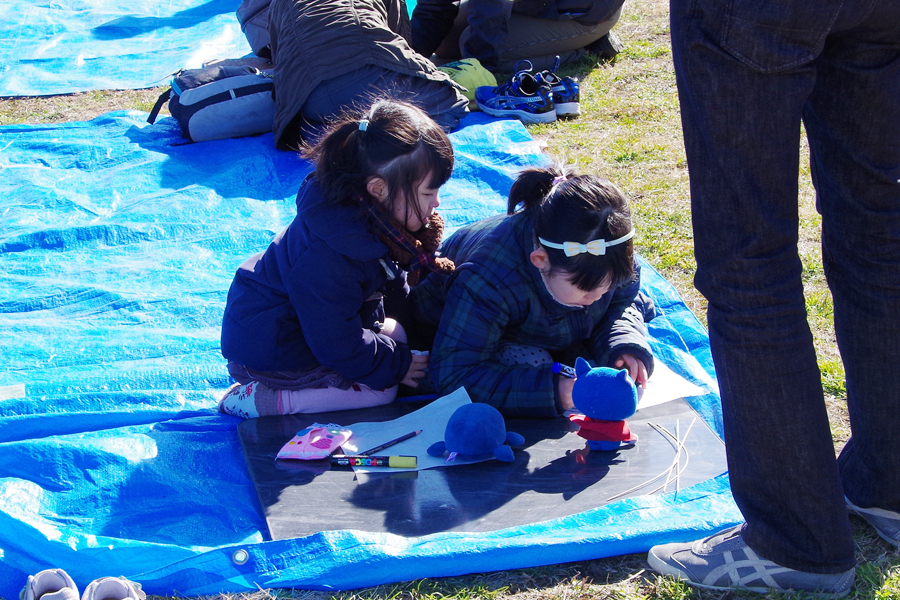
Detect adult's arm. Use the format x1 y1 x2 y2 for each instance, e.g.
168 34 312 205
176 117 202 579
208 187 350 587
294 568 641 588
410 0 461 57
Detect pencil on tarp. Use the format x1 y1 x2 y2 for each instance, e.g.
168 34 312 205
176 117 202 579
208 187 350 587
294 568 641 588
357 429 422 455
330 455 417 468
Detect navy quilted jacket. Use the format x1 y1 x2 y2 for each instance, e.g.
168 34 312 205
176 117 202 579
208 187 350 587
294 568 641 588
221 177 412 390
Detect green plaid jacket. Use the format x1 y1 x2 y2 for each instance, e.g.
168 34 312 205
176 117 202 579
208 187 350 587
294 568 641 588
412 213 655 417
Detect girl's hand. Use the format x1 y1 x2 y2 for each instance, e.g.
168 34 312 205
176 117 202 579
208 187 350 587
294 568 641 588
558 374 575 412
401 353 429 387
614 353 649 387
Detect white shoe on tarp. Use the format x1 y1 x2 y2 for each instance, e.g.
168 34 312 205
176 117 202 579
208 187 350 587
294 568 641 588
19 569 79 600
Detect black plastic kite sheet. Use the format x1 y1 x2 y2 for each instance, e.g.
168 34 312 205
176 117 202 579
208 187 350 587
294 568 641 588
0 110 741 597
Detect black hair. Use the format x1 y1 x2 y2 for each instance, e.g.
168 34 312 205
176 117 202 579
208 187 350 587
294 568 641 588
507 165 635 292
302 99 454 228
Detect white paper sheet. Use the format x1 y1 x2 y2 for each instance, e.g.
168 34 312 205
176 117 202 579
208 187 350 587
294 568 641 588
342 387 483 474
637 360 708 409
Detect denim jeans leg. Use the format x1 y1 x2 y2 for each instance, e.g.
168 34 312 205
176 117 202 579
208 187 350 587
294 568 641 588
802 12 900 513
301 64 468 131
670 0 855 573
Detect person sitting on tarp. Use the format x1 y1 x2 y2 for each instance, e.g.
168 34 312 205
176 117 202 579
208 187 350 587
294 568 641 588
410 164 655 418
410 0 625 72
219 100 455 418
266 0 469 150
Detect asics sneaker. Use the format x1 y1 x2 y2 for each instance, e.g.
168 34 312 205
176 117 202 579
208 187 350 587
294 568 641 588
534 57 580 118
846 497 900 546
475 68 555 124
648 525 855 598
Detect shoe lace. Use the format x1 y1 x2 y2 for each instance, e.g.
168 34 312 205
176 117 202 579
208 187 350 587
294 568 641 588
534 56 563 86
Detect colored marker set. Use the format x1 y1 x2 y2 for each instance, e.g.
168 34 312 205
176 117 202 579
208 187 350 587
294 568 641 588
330 455 417 468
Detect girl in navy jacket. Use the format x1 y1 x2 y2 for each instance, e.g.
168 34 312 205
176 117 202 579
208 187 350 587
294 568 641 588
219 100 454 418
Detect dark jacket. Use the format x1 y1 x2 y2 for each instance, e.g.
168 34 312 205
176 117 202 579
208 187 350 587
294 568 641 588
268 0 458 147
411 212 655 418
412 0 625 67
221 177 412 391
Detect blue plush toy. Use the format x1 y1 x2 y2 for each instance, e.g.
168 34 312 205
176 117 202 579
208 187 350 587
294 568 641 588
568 357 639 451
427 403 525 462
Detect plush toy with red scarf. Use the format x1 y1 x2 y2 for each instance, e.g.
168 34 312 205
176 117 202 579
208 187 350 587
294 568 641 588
568 357 639 451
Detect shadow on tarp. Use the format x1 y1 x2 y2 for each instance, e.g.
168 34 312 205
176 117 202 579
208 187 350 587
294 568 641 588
92 0 241 40
239 397 728 540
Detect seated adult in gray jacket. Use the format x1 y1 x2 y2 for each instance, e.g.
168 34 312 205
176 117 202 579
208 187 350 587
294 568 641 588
268 0 469 149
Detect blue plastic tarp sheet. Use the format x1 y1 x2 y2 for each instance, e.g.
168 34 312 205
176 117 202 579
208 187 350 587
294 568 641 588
0 0 421 97
0 0 251 97
0 110 740 597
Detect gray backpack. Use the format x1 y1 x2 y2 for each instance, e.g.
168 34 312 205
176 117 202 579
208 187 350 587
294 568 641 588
147 66 275 143
236 0 272 58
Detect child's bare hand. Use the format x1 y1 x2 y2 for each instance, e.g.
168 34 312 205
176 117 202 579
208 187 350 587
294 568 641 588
614 353 649 387
401 353 429 387
558 375 576 412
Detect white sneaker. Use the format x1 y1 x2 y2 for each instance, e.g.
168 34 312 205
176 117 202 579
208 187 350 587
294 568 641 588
80 577 145 600
20 569 79 600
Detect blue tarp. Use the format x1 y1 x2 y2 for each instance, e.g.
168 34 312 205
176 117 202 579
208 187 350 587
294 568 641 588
0 111 741 596
0 0 251 97
0 0 422 97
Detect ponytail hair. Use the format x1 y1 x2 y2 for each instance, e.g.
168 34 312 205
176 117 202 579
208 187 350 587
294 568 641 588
508 165 635 292
302 99 454 223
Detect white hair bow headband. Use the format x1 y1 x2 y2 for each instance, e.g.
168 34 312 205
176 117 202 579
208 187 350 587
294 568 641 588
538 229 635 257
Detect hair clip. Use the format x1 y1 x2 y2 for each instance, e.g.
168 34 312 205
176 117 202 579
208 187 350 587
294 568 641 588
539 229 635 257
359 118 369 132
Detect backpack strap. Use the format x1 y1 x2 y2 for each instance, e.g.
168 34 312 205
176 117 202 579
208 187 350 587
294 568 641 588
185 82 273 114
147 89 172 124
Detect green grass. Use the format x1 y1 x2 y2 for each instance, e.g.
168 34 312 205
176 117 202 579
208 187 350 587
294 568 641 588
1 0 897 597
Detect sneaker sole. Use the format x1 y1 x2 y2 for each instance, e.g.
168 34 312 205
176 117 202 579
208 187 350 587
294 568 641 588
477 103 557 124
555 101 580 118
647 548 852 599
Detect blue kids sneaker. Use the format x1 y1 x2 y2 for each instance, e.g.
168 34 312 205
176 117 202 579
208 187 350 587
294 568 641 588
474 66 556 124
535 57 580 118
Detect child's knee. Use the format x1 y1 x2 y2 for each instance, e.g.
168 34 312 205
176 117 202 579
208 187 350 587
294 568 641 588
380 318 408 343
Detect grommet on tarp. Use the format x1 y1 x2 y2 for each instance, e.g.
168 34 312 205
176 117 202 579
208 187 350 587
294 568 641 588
232 548 249 565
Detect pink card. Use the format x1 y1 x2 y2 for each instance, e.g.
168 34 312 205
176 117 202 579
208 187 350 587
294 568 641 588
276 423 352 460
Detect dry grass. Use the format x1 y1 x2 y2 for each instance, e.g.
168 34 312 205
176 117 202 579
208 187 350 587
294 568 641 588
2 0 898 597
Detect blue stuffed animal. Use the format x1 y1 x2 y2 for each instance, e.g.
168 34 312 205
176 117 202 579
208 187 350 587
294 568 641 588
568 357 639 451
427 403 525 462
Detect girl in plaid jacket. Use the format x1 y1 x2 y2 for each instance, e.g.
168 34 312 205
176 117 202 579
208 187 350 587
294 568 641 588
412 165 655 417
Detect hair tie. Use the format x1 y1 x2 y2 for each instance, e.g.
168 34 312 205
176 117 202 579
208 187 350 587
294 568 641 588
551 175 567 186
358 118 369 132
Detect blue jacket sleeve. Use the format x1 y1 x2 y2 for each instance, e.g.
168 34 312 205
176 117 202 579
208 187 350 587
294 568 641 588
288 241 412 390
462 0 514 69
431 269 560 418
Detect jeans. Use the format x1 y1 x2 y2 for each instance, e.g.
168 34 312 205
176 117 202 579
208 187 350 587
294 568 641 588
670 0 900 574
301 64 469 134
